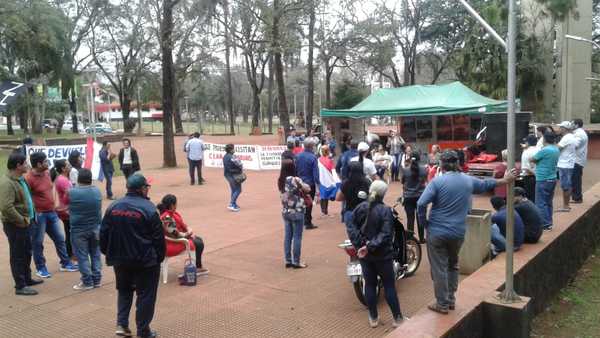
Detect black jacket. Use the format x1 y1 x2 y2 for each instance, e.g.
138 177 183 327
100 192 165 267
118 147 141 172
348 201 395 261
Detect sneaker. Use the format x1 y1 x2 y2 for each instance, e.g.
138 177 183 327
36 267 52 279
428 302 449 315
392 316 409 328
543 225 553 231
15 286 38 296
93 282 102 288
230 206 240 212
60 262 79 272
137 330 157 338
73 282 94 291
368 316 379 328
196 268 209 276
115 325 133 337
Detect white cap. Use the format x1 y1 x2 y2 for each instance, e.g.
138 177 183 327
358 142 370 152
558 121 573 130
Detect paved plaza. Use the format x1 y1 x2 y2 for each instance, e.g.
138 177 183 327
0 135 598 337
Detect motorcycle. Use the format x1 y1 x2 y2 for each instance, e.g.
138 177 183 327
338 199 422 306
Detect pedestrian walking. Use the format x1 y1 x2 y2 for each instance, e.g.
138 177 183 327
531 131 560 230
157 194 209 275
571 119 588 203
0 152 43 295
417 150 516 314
337 161 371 228
185 132 205 185
99 141 116 200
278 160 310 269
401 152 427 243
68 150 82 185
25 152 78 279
556 121 578 212
100 173 165 338
118 138 141 182
295 139 320 229
223 144 244 212
348 180 405 328
520 135 539 201
388 130 405 181
317 145 339 217
51 160 74 260
69 168 103 291
350 142 378 181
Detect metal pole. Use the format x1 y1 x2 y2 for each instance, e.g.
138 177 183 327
137 85 144 136
90 81 96 142
499 0 521 303
458 0 507 49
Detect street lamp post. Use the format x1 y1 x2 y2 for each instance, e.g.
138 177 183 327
565 34 600 49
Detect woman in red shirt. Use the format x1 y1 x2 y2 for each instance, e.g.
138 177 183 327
157 194 208 275
51 159 74 259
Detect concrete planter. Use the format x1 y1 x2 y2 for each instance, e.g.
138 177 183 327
459 209 492 275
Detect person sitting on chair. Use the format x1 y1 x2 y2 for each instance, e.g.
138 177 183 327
157 194 208 276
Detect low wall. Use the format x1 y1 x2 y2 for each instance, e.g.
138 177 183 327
389 183 600 337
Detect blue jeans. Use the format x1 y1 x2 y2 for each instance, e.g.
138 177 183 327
427 235 463 308
31 211 70 269
360 259 402 319
103 169 113 198
491 223 506 254
391 153 401 180
558 168 573 191
71 229 102 286
572 163 583 202
283 213 304 265
535 180 556 227
225 175 242 207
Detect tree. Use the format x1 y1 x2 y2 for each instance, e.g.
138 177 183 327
90 0 155 133
305 0 316 131
333 78 367 109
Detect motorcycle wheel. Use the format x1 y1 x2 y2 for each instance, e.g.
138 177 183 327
404 238 422 277
353 276 381 307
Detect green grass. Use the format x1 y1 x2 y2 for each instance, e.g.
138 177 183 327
109 121 280 135
0 130 86 141
531 246 600 338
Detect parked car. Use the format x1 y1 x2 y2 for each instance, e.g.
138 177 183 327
85 122 114 134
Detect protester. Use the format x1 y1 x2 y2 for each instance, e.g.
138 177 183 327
489 196 525 256
572 119 588 203
531 131 560 231
317 145 339 217
118 138 141 182
373 144 393 182
17 136 34 158
535 125 552 148
388 130 405 182
337 162 372 228
185 132 205 185
350 142 378 181
0 152 42 295
26 152 78 278
514 187 543 244
492 150 508 198
429 144 442 166
326 132 337 157
278 160 310 269
556 121 578 212
292 139 303 155
295 139 320 229
286 128 298 144
336 139 359 180
68 150 82 185
99 141 116 200
157 194 209 275
69 168 103 291
100 173 165 338
417 150 516 314
401 152 427 243
223 144 244 212
400 145 413 169
281 141 296 161
348 181 405 328
520 135 539 201
51 159 74 260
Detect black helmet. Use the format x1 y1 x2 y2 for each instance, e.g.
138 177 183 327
440 150 459 163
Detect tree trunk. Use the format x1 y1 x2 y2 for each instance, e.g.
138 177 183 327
32 93 42 134
122 96 136 133
161 0 177 167
306 0 316 132
7 114 14 135
173 82 184 134
223 0 235 135
325 62 332 108
267 56 274 133
251 92 260 129
272 0 290 135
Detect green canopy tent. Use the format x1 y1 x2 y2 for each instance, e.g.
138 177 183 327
320 82 510 118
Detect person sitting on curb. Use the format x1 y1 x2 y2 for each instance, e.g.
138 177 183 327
514 187 543 244
489 196 525 257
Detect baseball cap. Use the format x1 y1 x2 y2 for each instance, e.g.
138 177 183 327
126 173 152 190
558 121 573 130
357 142 370 152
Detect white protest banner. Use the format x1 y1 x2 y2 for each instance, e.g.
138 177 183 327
203 143 261 170
258 145 287 170
26 140 102 180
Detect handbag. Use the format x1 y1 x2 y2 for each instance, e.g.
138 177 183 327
179 255 197 286
233 172 247 184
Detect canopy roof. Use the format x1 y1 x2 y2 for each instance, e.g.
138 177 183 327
321 82 509 118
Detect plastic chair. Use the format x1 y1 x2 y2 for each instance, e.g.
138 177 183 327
161 237 194 284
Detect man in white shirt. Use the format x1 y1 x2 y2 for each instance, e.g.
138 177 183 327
118 138 140 183
520 135 539 201
185 132 205 185
350 141 378 181
556 121 578 211
571 119 588 203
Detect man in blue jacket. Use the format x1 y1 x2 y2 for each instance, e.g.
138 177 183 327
295 139 320 229
100 173 165 338
490 196 525 255
336 140 359 180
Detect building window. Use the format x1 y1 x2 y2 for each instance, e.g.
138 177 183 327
416 116 433 140
437 116 453 141
453 114 470 140
401 117 417 143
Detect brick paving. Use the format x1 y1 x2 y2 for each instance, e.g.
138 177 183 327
0 135 598 337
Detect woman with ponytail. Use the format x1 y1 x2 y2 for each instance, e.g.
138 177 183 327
52 159 75 259
350 141 378 181
157 194 208 275
401 152 427 243
347 180 405 328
